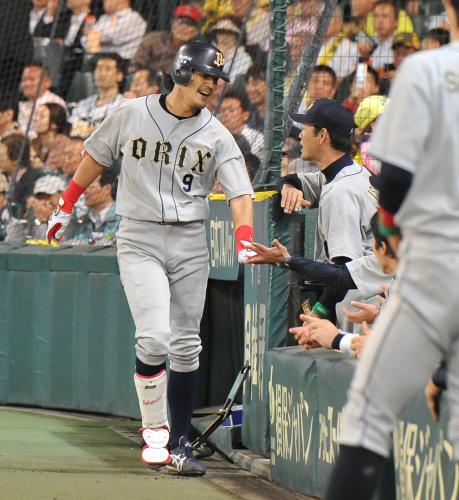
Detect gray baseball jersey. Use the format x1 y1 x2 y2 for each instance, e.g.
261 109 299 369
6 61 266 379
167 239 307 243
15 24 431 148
84 95 254 222
370 43 459 242
340 42 459 461
298 162 377 262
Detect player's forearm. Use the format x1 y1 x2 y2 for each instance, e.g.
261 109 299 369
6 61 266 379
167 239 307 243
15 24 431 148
289 257 356 289
229 194 253 229
57 155 104 213
72 154 105 189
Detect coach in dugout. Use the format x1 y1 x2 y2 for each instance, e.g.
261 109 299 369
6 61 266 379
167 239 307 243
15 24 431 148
276 98 377 320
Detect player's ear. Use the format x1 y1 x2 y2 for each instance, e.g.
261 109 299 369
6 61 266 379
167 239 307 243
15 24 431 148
319 128 329 144
381 240 389 257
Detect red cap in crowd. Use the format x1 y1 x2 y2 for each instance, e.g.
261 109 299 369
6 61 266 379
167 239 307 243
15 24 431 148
173 4 202 23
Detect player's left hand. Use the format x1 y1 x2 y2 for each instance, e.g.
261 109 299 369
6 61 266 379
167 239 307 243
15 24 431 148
47 207 72 242
238 246 257 264
245 239 288 264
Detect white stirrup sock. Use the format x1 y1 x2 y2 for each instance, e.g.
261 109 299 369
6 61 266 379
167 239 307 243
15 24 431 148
134 369 169 428
134 370 171 464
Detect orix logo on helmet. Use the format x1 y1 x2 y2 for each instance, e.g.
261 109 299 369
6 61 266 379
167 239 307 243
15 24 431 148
214 52 225 68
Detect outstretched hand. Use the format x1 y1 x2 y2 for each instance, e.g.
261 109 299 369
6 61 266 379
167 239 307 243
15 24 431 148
246 239 289 265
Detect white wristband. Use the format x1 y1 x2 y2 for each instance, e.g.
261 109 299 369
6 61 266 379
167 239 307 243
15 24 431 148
339 332 360 354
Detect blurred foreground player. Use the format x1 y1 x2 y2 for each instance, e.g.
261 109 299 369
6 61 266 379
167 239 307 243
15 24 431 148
325 0 459 498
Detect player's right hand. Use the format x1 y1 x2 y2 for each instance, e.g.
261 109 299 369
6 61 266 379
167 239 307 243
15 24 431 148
280 184 311 214
47 199 72 243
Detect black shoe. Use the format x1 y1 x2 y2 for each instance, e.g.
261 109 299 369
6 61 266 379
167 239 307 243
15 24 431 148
166 437 206 476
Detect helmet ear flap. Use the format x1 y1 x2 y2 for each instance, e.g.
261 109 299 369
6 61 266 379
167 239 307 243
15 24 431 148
171 66 192 86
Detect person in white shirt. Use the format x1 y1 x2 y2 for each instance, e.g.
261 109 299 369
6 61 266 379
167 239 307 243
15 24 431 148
317 5 359 79
18 62 67 136
81 0 147 60
219 89 264 159
371 0 399 69
29 0 47 35
208 18 253 83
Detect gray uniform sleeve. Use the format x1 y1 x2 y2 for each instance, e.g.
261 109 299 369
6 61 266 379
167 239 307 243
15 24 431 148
346 255 392 299
216 134 255 200
321 187 366 261
83 105 123 167
297 171 324 207
369 56 431 174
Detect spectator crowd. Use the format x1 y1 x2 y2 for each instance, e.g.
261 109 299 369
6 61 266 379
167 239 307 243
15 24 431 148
0 0 451 255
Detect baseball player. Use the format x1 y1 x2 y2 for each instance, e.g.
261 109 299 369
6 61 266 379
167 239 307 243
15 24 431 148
325 0 459 497
279 99 377 320
47 41 255 476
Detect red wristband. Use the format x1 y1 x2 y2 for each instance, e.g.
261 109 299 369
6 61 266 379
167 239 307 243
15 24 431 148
235 225 254 254
378 206 396 229
61 179 85 213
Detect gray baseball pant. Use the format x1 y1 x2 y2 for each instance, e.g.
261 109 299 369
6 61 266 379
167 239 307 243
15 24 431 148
116 217 209 372
340 235 459 459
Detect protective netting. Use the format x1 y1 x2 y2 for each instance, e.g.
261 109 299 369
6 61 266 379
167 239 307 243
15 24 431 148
260 0 449 185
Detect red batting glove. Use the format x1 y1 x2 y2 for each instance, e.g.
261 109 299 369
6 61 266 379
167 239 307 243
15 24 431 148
235 225 256 263
47 180 85 242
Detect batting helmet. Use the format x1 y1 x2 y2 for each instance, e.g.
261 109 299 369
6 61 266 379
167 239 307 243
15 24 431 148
171 41 230 85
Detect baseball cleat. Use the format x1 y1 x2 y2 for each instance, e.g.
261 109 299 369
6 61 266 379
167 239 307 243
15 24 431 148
166 437 206 476
140 426 171 467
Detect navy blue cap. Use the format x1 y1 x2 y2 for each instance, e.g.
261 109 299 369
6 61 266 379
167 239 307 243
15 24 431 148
290 98 355 139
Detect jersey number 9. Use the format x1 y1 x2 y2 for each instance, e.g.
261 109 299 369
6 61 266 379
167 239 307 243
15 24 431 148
183 174 194 193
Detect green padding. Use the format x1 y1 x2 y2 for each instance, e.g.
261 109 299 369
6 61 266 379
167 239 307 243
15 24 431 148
266 347 319 494
266 347 456 499
7 245 54 271
267 348 355 496
82 247 120 273
2 264 139 417
242 196 290 456
393 394 456 499
304 208 318 259
0 244 25 269
0 242 244 415
207 201 239 281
